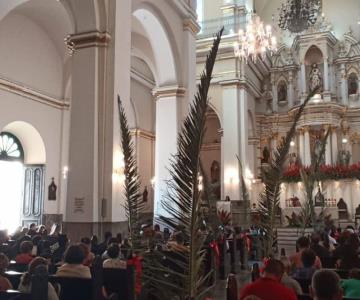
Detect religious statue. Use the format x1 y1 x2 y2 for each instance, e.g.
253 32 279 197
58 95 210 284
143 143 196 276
314 188 325 207
277 83 287 103
142 186 148 203
261 146 270 164
337 198 348 220
313 137 325 165
210 160 221 200
337 150 351 166
309 63 322 91
48 177 57 201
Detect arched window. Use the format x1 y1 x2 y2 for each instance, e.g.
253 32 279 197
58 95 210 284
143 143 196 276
277 81 287 103
348 73 358 95
0 132 24 162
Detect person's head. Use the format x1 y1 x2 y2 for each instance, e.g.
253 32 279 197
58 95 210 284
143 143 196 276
175 232 185 245
78 243 90 261
107 237 119 246
81 237 91 246
107 243 120 259
301 249 316 268
104 231 112 241
280 256 291 274
37 225 46 235
22 257 48 286
29 223 36 230
310 270 342 300
263 259 285 281
20 241 33 254
154 224 161 232
349 268 360 280
0 253 9 274
64 244 86 264
311 232 321 245
297 236 310 250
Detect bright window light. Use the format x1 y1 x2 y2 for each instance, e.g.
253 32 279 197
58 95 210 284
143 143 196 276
0 161 23 233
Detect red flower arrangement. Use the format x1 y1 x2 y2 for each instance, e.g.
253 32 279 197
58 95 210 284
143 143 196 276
282 163 360 183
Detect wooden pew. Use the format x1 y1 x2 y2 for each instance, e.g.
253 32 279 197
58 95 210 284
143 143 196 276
4 271 23 289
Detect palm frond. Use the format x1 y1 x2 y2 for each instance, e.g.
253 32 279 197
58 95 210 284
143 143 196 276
258 88 319 257
117 96 145 252
148 28 224 300
237 155 250 227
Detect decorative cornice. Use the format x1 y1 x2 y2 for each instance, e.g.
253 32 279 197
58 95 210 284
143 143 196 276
130 68 155 89
152 85 186 100
130 128 155 141
65 31 111 54
183 18 200 36
0 77 69 110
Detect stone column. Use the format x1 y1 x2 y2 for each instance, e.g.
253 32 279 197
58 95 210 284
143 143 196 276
324 125 332 165
304 126 311 166
298 129 304 164
331 127 338 164
288 70 294 108
300 62 307 102
340 64 348 105
219 129 224 200
220 80 248 200
152 86 185 218
271 74 278 112
323 57 331 101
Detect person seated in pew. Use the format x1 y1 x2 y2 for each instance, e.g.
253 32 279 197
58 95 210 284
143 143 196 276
240 259 297 300
15 241 34 264
290 236 322 270
101 237 123 260
341 268 360 298
334 233 360 270
310 232 331 265
292 249 317 281
103 243 126 269
18 257 59 300
0 253 12 291
280 256 302 295
310 269 343 300
55 244 91 279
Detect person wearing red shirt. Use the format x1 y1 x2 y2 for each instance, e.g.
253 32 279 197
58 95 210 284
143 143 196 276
240 259 297 300
15 241 34 264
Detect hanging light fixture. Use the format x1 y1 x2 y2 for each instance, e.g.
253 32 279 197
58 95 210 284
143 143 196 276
234 12 277 63
278 0 321 33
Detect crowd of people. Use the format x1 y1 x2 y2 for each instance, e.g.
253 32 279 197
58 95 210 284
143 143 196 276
240 227 360 300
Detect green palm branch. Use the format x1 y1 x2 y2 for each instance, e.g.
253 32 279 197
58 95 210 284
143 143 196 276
259 87 319 257
117 96 145 252
144 28 223 300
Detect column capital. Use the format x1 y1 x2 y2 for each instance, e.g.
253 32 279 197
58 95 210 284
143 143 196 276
303 125 310 133
183 18 200 36
331 125 338 133
297 127 305 135
65 31 111 54
152 85 186 100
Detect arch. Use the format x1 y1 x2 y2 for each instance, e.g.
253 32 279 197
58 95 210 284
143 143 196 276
277 80 288 103
348 72 358 95
304 45 324 65
2 121 46 164
0 132 24 162
132 3 179 86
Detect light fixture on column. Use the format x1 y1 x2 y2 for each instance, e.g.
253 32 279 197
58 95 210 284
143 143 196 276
342 137 348 144
112 151 125 183
150 177 156 188
278 0 321 33
234 12 277 63
290 140 295 147
224 168 239 185
62 166 69 179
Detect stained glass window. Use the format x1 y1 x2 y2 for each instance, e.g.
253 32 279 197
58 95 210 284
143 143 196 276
0 132 24 162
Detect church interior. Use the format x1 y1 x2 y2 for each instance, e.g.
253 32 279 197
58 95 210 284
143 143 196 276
1 0 360 299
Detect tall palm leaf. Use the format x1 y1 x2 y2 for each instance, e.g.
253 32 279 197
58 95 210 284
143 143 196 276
118 96 145 252
259 88 319 257
300 128 330 232
237 155 250 227
146 28 224 300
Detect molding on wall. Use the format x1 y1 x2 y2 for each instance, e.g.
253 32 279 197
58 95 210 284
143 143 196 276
183 18 201 36
0 77 70 110
130 128 155 141
65 31 111 53
201 142 220 151
152 85 186 100
131 68 155 89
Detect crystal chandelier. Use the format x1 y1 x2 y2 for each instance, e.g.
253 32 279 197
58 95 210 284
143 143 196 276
278 0 321 33
234 12 277 63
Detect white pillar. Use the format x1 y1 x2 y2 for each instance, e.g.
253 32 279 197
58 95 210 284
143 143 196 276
300 63 307 102
340 64 348 105
288 70 294 107
271 74 278 112
324 125 332 165
220 129 225 200
221 81 248 200
153 87 184 218
323 58 331 101
331 127 338 164
298 129 304 165
304 126 311 166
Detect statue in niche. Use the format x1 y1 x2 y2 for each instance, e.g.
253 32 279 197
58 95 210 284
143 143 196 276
261 146 270 164
48 177 57 201
277 83 287 103
337 198 348 220
309 63 323 91
142 186 148 203
337 150 351 166
348 74 358 95
289 153 298 166
313 136 325 165
314 188 325 207
209 160 221 200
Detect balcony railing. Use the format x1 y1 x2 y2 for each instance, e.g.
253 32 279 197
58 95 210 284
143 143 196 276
197 15 246 39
